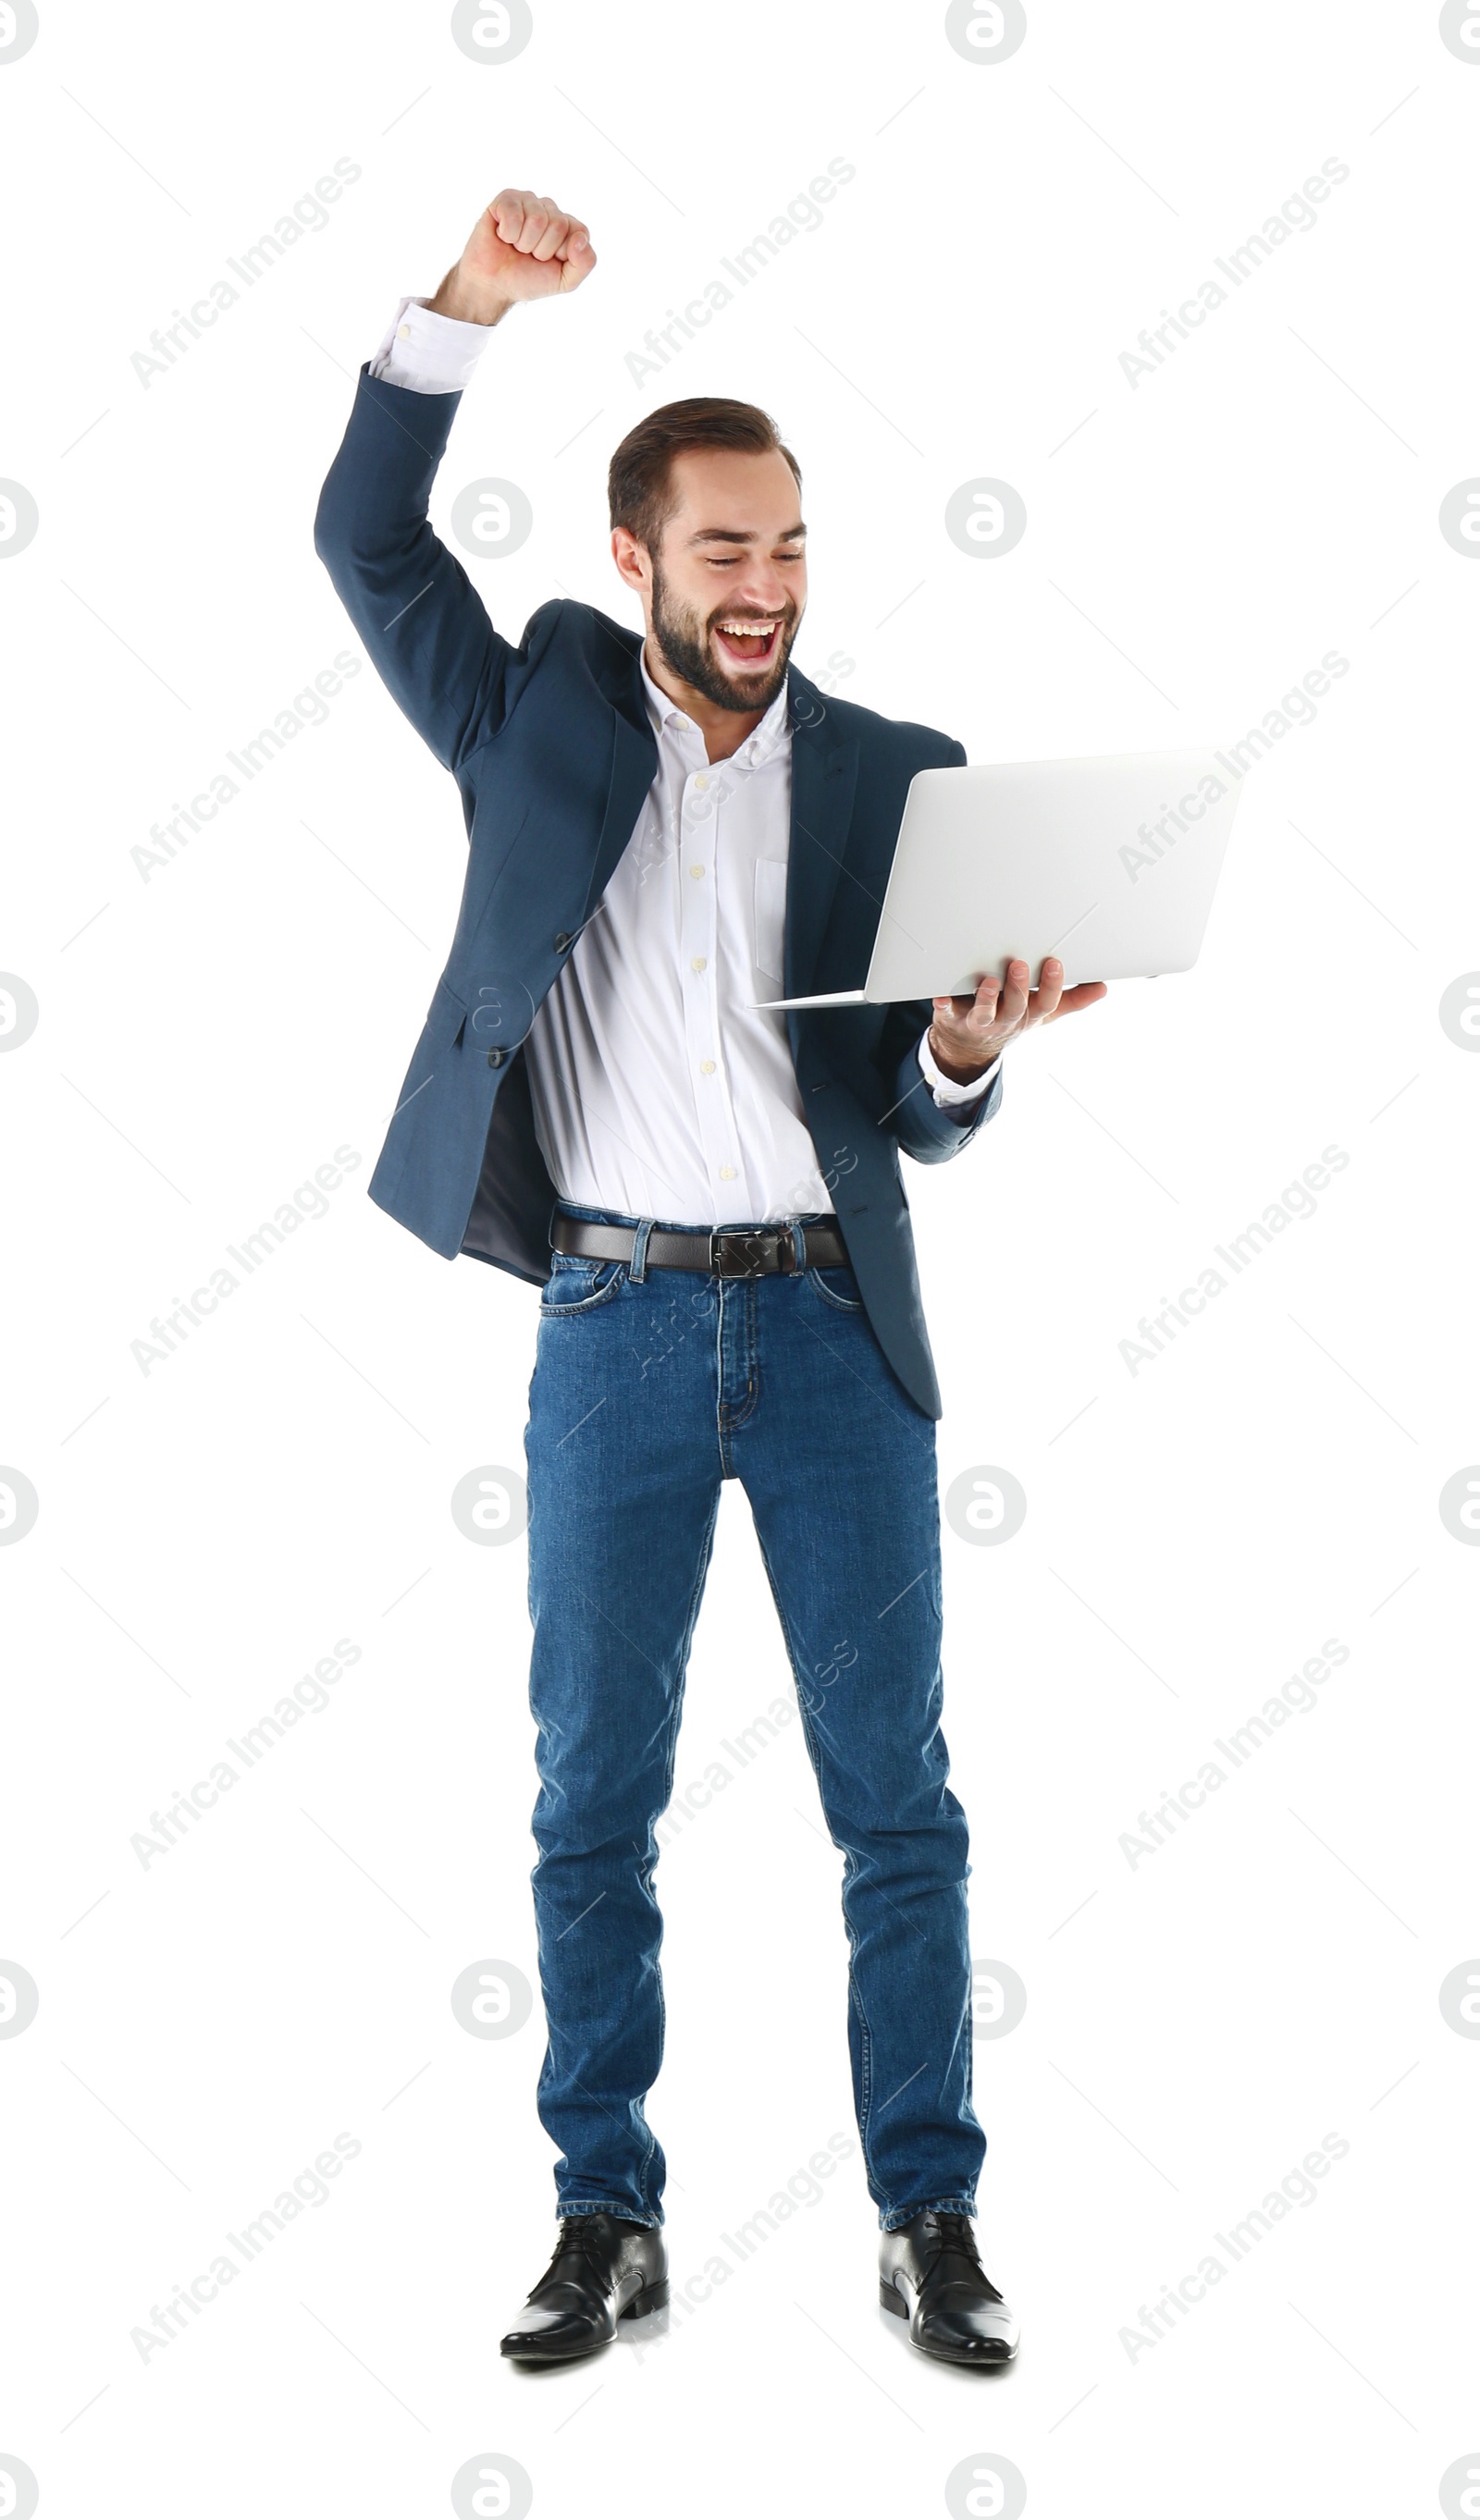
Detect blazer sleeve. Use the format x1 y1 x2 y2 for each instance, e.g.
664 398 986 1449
877 1013 1004 1163
314 365 536 773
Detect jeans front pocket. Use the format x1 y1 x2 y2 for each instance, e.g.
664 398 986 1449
807 1263 865 1314
539 1256 628 1315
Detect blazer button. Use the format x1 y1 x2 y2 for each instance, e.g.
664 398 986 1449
554 931 573 952
487 1047 506 1069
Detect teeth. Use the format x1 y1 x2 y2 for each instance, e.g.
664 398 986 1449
719 621 776 635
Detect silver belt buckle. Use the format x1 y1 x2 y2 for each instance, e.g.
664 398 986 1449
709 1227 796 1277
709 1228 755 1277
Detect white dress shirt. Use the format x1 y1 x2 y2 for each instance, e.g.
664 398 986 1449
370 298 997 1227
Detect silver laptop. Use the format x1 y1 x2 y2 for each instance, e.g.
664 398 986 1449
752 750 1242 1010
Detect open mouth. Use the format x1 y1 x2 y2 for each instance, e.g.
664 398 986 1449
712 616 783 670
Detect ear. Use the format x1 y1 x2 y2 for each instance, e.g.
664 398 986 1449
610 526 649 597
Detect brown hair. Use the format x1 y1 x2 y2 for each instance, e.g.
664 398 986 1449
608 397 801 554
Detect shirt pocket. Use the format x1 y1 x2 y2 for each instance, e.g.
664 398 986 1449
753 857 788 985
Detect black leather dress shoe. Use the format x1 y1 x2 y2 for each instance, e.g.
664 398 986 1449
500 2212 669 2363
879 2209 1019 2365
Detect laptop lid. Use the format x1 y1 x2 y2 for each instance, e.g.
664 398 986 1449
860 749 1241 1000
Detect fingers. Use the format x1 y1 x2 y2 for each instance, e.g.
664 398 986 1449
934 980 996 1022
514 199 553 254
931 966 1017 1066
1029 955 1064 1021
490 187 535 240
995 957 1030 1034
933 978 997 1049
933 957 1092 1061
997 960 1109 1028
1049 980 1109 1017
529 196 570 261
488 189 591 252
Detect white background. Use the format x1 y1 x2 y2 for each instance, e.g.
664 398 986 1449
3 2 1479 2514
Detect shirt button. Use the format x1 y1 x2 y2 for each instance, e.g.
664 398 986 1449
397 323 411 338
694 774 709 792
691 955 707 973
719 1164 736 1181
689 864 705 879
700 1059 715 1075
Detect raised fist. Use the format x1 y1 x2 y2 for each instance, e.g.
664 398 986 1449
430 190 597 325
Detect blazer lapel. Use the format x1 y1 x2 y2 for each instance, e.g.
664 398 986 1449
785 671 860 1053
574 657 858 1017
575 670 660 932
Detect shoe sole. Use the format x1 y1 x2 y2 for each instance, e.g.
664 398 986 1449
500 2277 670 2362
879 2276 1018 2364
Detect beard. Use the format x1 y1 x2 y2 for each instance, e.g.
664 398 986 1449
648 559 801 714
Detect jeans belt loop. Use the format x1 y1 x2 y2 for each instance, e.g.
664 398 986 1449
791 1219 807 1272
630 1217 653 1283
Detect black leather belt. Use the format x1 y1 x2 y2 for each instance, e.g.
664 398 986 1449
551 1212 848 1277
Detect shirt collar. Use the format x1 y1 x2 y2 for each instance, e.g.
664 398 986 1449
638 644 792 769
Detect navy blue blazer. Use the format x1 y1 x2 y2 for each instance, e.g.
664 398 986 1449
314 367 1002 1419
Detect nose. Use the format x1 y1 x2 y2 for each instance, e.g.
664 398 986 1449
726 559 795 615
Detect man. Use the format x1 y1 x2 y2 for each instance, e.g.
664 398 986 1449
314 186 1105 2368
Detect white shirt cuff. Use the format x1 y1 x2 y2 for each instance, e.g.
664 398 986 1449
369 295 495 395
918 1026 1000 1107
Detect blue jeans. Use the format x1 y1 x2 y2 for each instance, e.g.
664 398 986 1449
523 1203 985 2232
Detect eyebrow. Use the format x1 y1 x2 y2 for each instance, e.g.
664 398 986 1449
685 523 807 546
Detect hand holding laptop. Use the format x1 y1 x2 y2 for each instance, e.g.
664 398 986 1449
928 955 1109 1081
753 750 1241 1017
